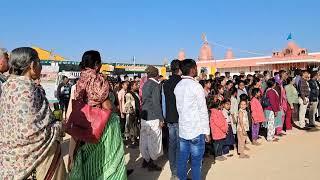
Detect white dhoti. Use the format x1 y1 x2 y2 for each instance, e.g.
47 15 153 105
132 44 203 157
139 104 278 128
139 119 163 161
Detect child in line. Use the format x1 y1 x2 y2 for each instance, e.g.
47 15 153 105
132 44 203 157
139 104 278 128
237 100 250 158
210 100 228 161
250 88 266 145
221 99 236 156
239 94 252 145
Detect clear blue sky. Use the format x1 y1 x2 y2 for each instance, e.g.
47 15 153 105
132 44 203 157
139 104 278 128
1 0 320 64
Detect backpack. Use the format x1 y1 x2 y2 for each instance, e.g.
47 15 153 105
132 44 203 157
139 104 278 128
261 89 271 108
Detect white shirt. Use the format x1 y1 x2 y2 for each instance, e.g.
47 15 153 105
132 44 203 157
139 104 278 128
230 96 238 117
174 76 210 140
222 109 232 124
149 78 160 84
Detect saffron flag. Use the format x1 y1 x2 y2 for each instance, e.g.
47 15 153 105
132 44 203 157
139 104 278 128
287 33 293 40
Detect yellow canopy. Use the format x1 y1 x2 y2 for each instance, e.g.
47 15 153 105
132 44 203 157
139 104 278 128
32 46 65 61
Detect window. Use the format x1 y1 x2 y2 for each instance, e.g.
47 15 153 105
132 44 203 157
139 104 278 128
285 49 292 55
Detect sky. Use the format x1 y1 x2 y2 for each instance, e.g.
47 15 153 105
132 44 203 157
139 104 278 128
1 0 320 64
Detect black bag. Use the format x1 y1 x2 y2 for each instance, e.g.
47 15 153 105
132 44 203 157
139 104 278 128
261 89 271 108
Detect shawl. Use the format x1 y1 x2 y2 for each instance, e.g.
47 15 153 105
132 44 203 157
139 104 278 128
0 75 61 180
75 68 109 106
0 73 7 96
276 79 288 112
139 76 148 107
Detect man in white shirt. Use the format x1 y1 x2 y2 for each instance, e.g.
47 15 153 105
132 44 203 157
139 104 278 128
174 59 211 180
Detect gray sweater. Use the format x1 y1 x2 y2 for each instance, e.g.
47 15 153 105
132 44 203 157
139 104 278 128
141 79 164 121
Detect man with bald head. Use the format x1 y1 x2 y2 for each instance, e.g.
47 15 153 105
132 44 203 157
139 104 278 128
0 48 9 95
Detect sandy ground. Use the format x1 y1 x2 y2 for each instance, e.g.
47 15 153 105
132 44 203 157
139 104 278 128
62 122 320 180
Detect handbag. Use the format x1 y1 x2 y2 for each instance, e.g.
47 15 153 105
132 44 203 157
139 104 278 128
66 98 111 144
261 89 271 108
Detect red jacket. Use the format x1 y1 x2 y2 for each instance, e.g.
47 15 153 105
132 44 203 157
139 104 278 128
250 97 265 123
210 108 228 140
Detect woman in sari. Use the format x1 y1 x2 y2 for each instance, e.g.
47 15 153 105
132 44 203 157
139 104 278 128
0 47 66 179
263 78 281 142
67 50 127 180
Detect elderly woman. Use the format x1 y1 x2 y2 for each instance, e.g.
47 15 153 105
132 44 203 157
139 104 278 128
67 50 127 179
0 47 66 179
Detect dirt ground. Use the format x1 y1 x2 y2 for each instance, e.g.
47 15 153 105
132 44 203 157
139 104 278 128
62 122 320 180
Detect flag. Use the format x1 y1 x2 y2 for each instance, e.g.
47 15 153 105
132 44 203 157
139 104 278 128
287 33 293 40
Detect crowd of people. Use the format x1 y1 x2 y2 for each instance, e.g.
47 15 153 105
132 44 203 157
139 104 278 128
0 47 319 180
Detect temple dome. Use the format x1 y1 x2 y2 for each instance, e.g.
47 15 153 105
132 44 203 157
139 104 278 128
287 41 300 51
284 41 302 56
199 42 213 61
178 49 186 61
225 49 234 59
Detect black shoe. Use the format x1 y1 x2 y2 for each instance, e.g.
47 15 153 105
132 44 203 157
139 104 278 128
129 143 138 149
148 162 162 171
127 169 134 176
302 126 311 131
308 124 316 128
142 159 148 168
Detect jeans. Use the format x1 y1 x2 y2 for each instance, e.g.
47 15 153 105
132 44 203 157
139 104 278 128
178 134 205 180
292 103 299 122
213 139 225 157
309 101 318 126
168 123 179 177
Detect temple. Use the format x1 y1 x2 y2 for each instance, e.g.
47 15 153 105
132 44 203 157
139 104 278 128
195 38 320 76
178 49 186 61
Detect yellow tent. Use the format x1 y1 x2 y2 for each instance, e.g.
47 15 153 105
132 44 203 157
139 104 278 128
160 67 166 77
32 46 65 61
100 64 113 72
210 66 216 74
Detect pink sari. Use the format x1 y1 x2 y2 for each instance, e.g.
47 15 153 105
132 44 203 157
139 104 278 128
276 81 288 134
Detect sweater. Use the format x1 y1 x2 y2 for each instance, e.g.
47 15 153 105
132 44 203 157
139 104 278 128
250 97 265 123
308 79 319 102
163 74 182 123
210 108 227 140
141 78 164 121
285 84 299 107
265 88 280 112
